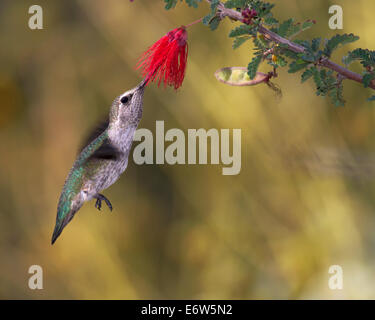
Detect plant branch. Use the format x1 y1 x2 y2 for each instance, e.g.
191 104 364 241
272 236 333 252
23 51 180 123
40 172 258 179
207 0 375 90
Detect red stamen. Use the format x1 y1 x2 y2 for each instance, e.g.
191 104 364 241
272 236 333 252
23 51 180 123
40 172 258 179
136 26 189 90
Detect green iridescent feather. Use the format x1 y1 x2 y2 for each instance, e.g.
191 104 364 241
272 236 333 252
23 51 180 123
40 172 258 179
52 131 109 243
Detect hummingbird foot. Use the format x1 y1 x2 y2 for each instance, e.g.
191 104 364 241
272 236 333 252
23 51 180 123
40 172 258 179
94 194 113 212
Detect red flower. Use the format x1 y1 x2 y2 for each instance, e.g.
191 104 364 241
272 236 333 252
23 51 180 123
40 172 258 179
136 27 188 90
241 8 257 25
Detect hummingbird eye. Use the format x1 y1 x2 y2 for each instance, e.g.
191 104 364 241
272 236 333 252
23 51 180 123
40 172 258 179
120 94 133 105
120 96 129 104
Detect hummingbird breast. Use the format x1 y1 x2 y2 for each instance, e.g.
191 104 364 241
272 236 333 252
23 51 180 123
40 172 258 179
91 153 129 193
84 125 137 198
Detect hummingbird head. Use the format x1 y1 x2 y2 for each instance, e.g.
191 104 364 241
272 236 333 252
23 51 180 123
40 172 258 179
109 79 146 128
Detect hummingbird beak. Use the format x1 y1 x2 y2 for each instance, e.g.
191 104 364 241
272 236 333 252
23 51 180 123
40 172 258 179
137 78 147 90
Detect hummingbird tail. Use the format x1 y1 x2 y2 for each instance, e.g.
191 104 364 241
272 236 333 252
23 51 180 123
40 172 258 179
51 225 63 245
51 210 76 245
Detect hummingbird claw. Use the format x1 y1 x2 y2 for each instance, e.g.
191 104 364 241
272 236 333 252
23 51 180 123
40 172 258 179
94 194 112 212
95 198 102 211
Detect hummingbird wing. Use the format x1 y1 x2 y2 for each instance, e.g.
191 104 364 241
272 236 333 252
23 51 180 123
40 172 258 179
79 118 109 153
78 118 120 160
88 139 120 160
77 119 121 163
52 123 120 245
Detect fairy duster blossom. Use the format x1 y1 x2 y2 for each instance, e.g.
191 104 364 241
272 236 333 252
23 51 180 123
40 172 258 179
136 27 188 90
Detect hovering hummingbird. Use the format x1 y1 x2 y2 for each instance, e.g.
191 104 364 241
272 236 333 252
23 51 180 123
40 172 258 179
51 79 146 244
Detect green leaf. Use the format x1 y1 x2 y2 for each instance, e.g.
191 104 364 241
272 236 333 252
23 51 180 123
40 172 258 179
202 14 213 26
288 61 309 73
294 39 312 50
328 84 345 107
362 73 375 88
164 0 204 9
247 55 263 79
287 23 301 38
254 0 275 18
311 38 321 52
277 18 293 37
164 0 178 9
215 67 268 86
285 19 315 39
301 20 315 32
324 33 359 57
224 0 249 9
251 1 274 18
301 52 317 63
273 55 287 67
282 49 299 59
254 35 269 48
185 0 202 8
312 68 323 93
342 54 354 66
203 0 219 26
301 67 316 83
343 48 375 67
209 16 221 31
232 37 250 49
229 25 253 37
264 16 278 26
311 69 340 102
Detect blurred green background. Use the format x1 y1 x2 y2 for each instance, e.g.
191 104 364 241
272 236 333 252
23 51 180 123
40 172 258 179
1 0 375 299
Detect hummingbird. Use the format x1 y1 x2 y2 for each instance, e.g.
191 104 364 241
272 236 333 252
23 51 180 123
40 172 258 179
51 79 146 244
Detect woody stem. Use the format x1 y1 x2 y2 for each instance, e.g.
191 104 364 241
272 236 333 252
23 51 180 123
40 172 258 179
185 17 203 28
206 0 375 90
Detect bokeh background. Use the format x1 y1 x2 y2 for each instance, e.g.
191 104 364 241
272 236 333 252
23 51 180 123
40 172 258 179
1 0 375 299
